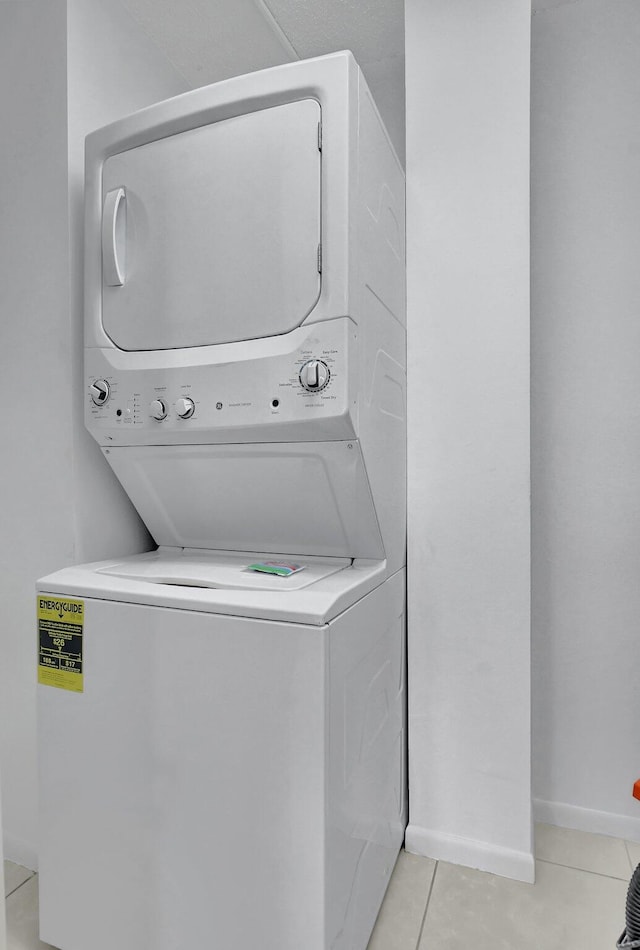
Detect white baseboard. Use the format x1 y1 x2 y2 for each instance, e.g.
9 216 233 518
3 832 38 872
405 823 535 883
534 798 640 843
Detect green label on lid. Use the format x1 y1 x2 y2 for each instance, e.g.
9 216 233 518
247 562 306 577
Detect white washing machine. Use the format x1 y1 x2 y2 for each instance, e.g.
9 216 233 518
37 52 406 950
38 551 405 949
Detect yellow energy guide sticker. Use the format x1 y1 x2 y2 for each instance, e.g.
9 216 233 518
37 596 84 692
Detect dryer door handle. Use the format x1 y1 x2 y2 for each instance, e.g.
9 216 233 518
102 187 126 286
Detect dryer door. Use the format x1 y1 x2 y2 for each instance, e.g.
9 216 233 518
101 99 322 351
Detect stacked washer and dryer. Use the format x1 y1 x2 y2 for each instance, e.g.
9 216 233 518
37 52 406 950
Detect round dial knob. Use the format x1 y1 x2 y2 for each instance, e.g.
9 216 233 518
89 379 110 406
299 360 330 392
150 399 167 421
176 397 195 419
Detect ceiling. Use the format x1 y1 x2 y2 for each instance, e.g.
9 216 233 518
118 0 406 164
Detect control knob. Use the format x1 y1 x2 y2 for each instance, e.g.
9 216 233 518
150 399 167 421
176 397 195 419
299 359 330 392
89 379 110 406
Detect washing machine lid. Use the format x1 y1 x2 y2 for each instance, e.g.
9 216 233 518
97 549 348 591
101 99 322 351
37 550 387 626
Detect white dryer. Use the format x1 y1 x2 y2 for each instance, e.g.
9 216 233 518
37 51 406 950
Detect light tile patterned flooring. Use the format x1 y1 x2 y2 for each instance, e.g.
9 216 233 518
4 824 637 949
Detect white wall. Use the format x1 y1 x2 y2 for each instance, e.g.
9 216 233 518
405 0 533 881
532 0 640 840
0 774 5 949
0 0 187 868
0 0 71 870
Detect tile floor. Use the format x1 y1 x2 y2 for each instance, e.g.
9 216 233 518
4 824 637 949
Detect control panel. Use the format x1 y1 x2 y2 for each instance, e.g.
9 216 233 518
86 319 357 445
